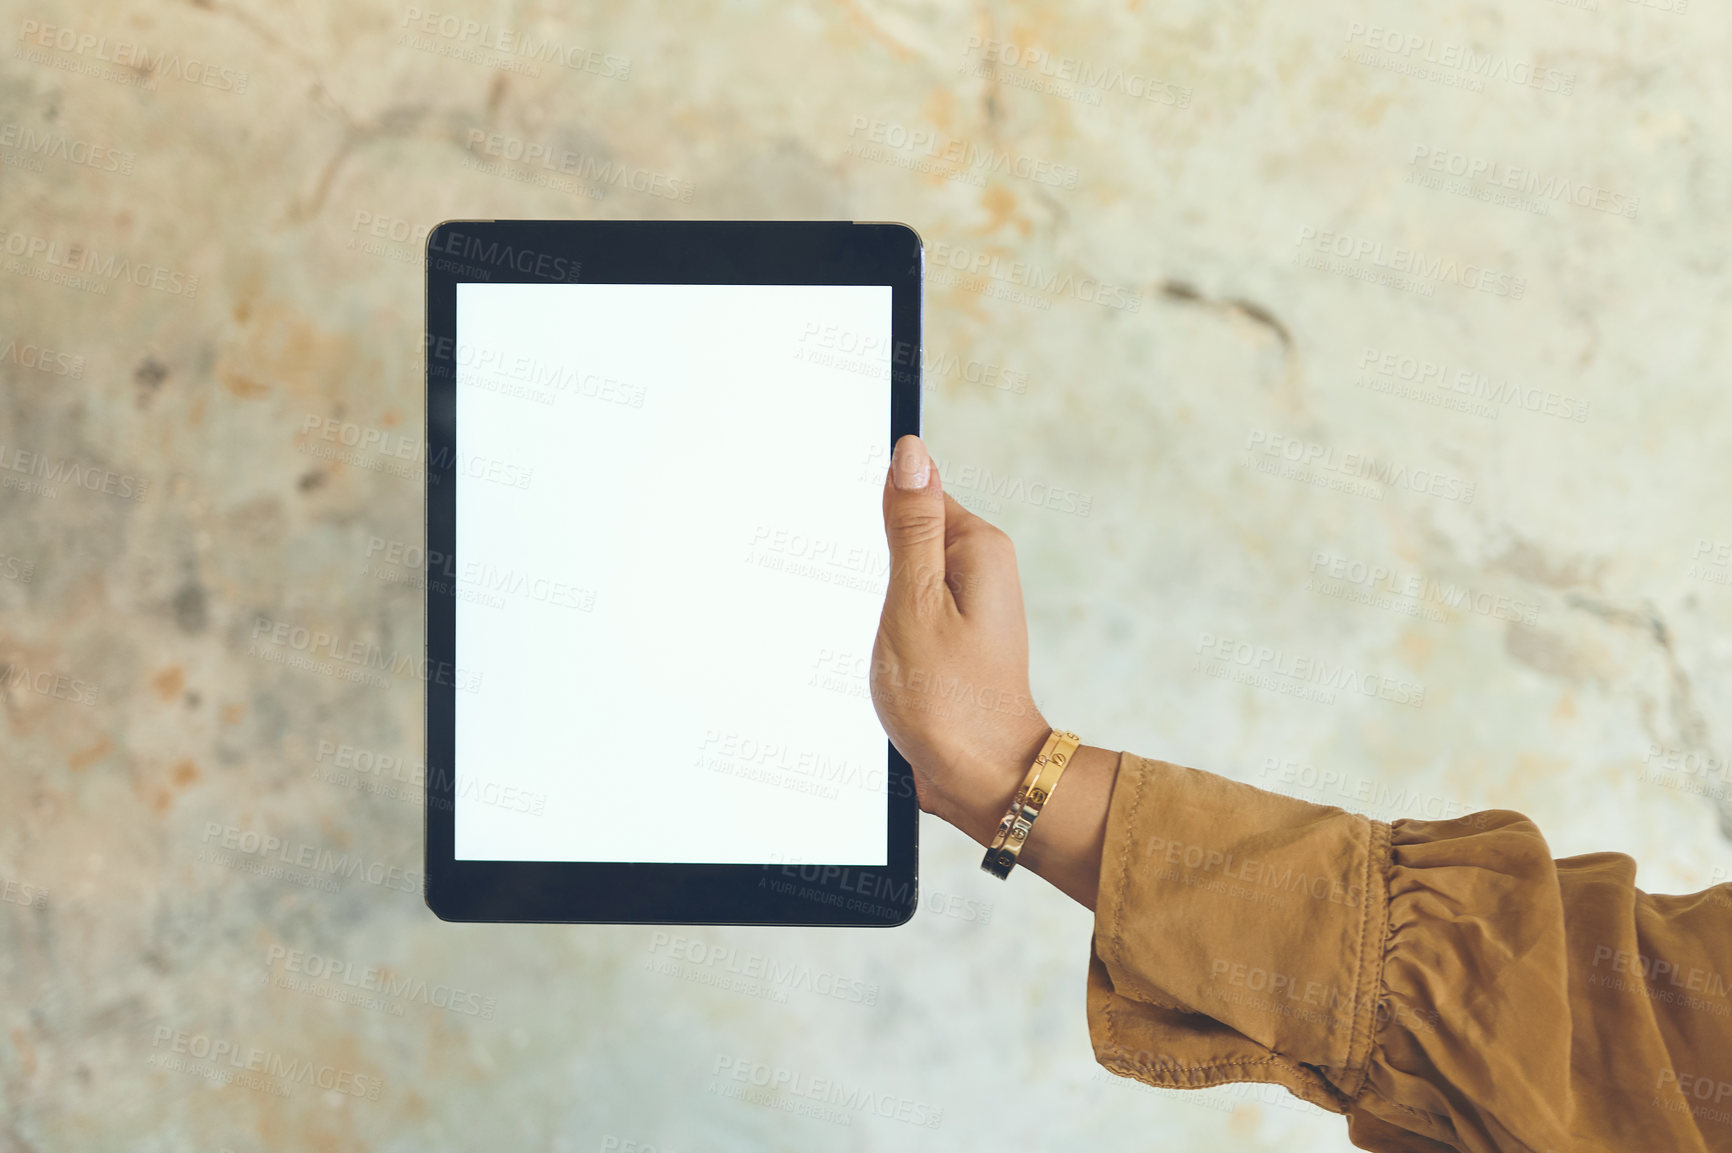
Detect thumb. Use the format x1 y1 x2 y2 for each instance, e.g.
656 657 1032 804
881 434 949 614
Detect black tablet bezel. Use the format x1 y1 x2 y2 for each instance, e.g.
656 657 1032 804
424 220 922 925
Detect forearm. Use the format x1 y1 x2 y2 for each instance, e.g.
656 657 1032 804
947 741 1119 912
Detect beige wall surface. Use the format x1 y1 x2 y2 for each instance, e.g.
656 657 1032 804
2 1 1729 1150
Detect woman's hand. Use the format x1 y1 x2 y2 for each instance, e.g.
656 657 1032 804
869 434 1054 844
870 434 1119 910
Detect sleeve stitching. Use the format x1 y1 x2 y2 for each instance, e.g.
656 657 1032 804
1104 751 1144 1062
1347 819 1396 1105
1107 750 1143 979
1101 1052 1354 1113
1095 758 1375 1111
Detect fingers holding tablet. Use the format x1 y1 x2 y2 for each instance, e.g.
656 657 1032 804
881 434 947 616
872 435 1050 843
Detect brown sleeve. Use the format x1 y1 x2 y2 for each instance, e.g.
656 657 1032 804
1086 751 1732 1153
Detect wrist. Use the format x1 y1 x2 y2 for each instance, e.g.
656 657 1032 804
1012 743 1117 911
943 722 1056 847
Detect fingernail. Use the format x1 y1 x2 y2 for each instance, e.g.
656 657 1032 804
892 436 931 490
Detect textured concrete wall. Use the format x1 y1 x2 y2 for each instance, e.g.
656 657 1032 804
2 1 1729 1150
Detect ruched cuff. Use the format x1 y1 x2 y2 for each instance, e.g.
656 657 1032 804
1087 751 1393 1113
1086 751 1721 1153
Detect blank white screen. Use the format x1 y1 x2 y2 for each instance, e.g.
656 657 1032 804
453 283 892 865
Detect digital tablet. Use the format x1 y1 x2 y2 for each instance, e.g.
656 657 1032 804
423 220 922 925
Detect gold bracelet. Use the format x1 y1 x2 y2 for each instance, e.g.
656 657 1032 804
982 731 1061 866
981 730 1081 879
